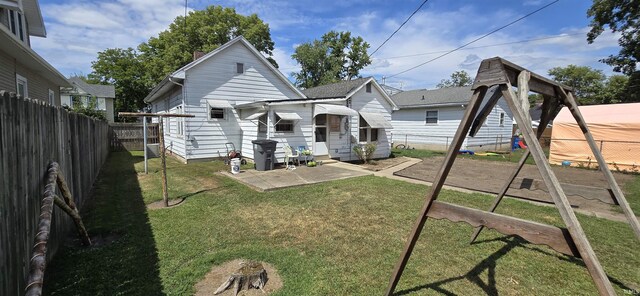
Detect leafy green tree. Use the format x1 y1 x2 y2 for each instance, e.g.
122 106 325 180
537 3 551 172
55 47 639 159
70 95 107 121
436 70 473 88
587 0 639 75
292 31 371 88
548 65 606 104
138 5 275 84
599 75 629 103
88 48 149 119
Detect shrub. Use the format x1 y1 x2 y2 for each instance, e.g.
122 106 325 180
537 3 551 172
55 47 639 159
353 142 377 164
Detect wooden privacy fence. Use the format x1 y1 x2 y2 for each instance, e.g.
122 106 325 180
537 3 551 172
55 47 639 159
0 91 110 296
110 122 159 151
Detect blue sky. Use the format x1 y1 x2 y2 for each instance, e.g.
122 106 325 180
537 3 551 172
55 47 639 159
32 0 621 89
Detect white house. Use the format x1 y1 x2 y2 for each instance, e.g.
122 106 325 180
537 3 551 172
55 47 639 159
144 36 311 163
61 77 116 122
301 77 397 160
0 0 69 104
390 86 514 151
144 36 397 163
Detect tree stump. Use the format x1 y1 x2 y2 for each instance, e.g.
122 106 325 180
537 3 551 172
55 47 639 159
213 260 268 295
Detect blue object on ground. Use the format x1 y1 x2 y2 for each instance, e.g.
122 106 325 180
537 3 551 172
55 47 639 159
458 150 475 155
512 136 520 151
562 160 571 167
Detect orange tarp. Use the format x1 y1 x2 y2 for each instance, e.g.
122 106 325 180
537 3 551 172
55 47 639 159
549 103 640 172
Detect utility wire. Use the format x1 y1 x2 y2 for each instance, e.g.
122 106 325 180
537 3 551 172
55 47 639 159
375 32 582 60
386 0 560 79
369 0 430 57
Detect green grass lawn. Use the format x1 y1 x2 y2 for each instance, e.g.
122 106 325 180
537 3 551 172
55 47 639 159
44 151 640 295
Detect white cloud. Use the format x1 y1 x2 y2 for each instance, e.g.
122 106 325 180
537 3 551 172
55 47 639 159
31 0 188 76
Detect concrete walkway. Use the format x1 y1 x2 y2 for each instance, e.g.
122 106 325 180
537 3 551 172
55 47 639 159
220 162 372 192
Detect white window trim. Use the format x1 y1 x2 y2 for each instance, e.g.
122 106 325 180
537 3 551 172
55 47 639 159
16 73 27 98
499 112 505 127
48 89 55 105
358 115 379 143
425 110 438 125
274 115 295 133
208 106 227 121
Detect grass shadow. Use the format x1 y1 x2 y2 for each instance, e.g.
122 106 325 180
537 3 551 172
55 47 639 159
43 151 165 295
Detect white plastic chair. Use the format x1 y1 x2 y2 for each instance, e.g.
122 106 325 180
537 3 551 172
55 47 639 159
283 145 299 170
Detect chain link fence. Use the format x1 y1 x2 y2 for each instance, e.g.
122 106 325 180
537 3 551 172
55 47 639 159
390 132 512 151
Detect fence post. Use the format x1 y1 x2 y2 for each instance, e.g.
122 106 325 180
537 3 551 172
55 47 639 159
143 117 148 174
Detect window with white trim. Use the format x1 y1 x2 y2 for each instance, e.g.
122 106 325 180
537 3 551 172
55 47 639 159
209 107 225 120
16 74 27 98
48 89 55 105
236 63 244 74
258 114 267 133
359 115 379 143
275 115 294 132
499 112 505 126
5 9 27 44
425 110 438 124
366 82 372 93
176 105 184 136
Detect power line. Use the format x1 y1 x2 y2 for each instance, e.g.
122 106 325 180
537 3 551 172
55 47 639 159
369 0 430 57
386 0 560 79
374 32 583 60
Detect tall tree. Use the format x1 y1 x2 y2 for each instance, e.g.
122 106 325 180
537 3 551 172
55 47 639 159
88 48 149 117
292 31 371 89
587 0 639 75
138 6 276 84
436 70 473 88
548 65 606 104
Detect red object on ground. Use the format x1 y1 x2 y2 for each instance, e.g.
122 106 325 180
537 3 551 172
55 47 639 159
519 141 528 149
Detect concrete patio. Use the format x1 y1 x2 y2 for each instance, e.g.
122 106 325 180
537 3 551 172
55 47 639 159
220 161 373 192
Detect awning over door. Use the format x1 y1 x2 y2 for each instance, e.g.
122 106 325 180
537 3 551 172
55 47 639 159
206 99 233 109
360 112 393 129
314 104 358 117
275 111 302 121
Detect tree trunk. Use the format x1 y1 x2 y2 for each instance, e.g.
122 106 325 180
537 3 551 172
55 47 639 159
214 261 268 296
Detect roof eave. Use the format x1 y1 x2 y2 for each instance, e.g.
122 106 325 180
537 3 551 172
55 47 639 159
395 102 469 109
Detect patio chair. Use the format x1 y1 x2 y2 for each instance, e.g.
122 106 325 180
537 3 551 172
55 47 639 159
297 146 313 165
283 145 299 170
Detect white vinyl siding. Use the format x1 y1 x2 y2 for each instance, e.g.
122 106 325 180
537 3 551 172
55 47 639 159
349 83 394 160
151 87 186 158
183 41 304 161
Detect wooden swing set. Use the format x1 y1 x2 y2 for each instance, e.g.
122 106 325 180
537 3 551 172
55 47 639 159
385 57 640 296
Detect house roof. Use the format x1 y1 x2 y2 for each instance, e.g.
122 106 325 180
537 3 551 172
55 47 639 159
301 77 371 99
529 103 544 122
0 25 69 87
302 77 398 110
145 36 305 103
391 86 499 109
67 77 115 98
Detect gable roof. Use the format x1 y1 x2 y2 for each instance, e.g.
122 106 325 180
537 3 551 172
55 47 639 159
302 77 370 99
67 77 116 98
391 86 499 109
145 36 304 103
302 77 397 110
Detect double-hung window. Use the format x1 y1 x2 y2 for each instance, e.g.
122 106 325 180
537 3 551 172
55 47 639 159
359 116 379 142
425 110 438 124
16 74 27 98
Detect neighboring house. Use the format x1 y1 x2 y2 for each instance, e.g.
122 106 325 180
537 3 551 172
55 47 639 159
144 36 397 164
390 86 514 150
0 0 69 104
302 77 397 160
61 77 116 122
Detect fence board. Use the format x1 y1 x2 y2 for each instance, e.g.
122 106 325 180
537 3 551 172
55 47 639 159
109 122 159 151
0 91 110 296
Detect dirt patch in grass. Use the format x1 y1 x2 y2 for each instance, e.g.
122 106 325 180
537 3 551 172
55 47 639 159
194 259 282 296
357 156 411 171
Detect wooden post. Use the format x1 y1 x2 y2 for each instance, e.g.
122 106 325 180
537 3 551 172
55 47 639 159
561 91 640 240
501 81 616 296
385 86 488 296
158 117 169 208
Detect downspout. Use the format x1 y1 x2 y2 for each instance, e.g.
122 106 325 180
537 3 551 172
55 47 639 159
266 106 272 140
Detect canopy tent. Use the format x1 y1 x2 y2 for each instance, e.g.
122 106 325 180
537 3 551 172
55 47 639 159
549 103 640 171
314 104 358 117
360 112 393 129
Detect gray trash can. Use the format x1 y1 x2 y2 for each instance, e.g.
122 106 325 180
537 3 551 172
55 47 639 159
252 139 278 171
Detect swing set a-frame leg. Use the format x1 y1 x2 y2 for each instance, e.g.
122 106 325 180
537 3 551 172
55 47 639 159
561 91 640 240
384 86 488 296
